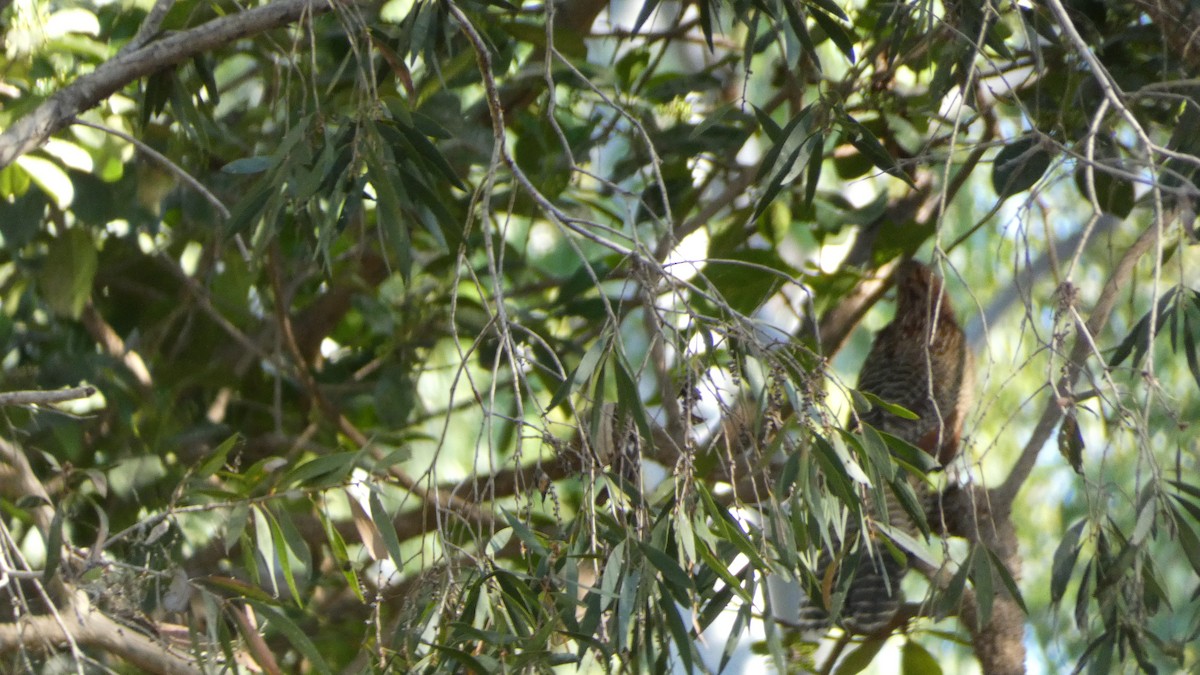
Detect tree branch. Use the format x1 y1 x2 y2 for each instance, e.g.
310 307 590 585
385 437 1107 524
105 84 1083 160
0 0 347 169
993 221 1161 510
0 591 203 675
0 387 96 407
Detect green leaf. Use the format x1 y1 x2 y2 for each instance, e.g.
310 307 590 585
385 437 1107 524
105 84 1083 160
637 541 692 603
780 0 821 70
38 228 97 319
992 135 1051 199
282 452 359 488
547 334 610 413
696 539 753 605
369 489 405 571
1075 561 1093 629
901 640 943 675
1170 479 1200 505
834 637 886 674
889 476 930 538
17 154 74 209
197 575 276 602
43 507 65 584
1073 163 1135 218
809 7 856 62
859 425 896 482
1109 287 1178 368
224 503 250 554
613 353 653 449
753 105 818 220
804 131 824 207
813 435 864 508
1051 519 1086 604
859 391 920 420
264 508 303 606
697 483 768 569
971 546 994 626
704 250 791 316
224 177 276 235
501 509 550 558
753 104 784 142
986 547 1028 614
319 507 362 602
1182 304 1200 393
247 600 334 675
196 434 241 480
396 122 466 190
658 587 694 672
877 430 940 474
936 555 970 617
843 113 914 186
631 0 662 35
1171 505 1200 577
274 506 313 581
221 156 275 174
364 123 413 279
428 643 492 673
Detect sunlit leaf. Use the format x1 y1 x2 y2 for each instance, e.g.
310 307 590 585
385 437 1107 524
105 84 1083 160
196 434 241 480
37 227 97 319
368 489 404 570
901 640 943 675
16 154 74 208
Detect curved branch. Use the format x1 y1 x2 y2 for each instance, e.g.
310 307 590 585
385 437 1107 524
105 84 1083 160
0 0 347 169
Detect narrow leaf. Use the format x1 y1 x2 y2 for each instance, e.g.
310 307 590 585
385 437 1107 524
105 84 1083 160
901 639 943 675
369 490 405 570
197 434 241 480
43 508 64 584
247 600 334 675
1051 519 1086 604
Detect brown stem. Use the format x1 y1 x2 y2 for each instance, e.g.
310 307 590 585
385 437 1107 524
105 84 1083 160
993 221 1161 510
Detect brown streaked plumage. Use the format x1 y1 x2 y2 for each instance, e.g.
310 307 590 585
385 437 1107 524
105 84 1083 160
801 261 974 636
856 260 973 465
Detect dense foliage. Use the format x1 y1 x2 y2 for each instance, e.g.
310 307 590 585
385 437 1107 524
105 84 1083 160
0 0 1196 672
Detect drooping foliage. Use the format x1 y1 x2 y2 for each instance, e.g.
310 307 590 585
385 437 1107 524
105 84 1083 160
0 0 1196 672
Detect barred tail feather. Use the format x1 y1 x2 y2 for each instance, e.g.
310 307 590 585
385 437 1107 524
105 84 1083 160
797 546 908 636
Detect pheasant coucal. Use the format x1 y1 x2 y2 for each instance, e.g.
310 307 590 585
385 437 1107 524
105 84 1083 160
801 260 974 635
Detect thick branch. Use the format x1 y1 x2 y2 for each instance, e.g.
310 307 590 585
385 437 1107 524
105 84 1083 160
0 437 56 534
0 0 346 169
938 485 1025 675
0 591 203 675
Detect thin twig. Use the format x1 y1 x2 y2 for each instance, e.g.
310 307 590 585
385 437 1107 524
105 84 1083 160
72 118 231 219
0 0 341 169
993 222 1161 509
119 0 177 55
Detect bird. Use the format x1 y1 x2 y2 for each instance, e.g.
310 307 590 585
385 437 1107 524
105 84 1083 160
856 260 973 466
800 260 974 636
